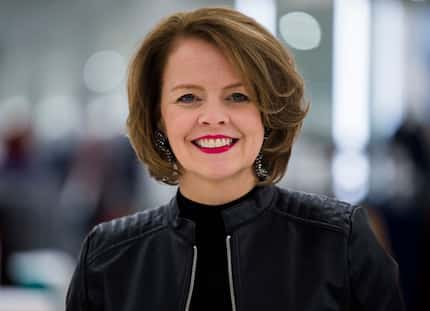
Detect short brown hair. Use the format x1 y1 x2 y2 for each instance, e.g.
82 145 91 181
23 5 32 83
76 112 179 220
127 7 309 185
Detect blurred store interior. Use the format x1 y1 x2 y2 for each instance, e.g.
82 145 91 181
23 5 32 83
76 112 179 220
0 0 429 310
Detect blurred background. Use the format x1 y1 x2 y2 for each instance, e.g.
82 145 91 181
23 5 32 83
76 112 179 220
0 0 429 310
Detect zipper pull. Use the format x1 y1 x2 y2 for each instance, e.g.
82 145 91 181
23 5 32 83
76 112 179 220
226 235 237 311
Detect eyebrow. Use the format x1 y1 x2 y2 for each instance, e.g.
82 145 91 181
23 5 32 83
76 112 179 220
170 82 244 92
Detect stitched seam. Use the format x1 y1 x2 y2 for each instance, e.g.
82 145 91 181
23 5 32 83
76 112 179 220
271 208 349 234
225 186 278 233
87 225 167 265
350 205 363 221
261 185 279 211
229 188 279 232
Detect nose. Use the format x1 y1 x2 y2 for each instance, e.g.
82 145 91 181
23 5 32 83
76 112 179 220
197 100 230 126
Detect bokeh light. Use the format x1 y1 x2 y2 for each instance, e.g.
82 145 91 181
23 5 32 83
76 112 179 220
34 95 82 141
83 50 126 93
279 11 321 50
86 93 128 139
332 151 369 204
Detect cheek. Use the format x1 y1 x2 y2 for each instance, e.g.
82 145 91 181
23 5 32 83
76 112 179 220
161 105 177 131
162 108 193 143
240 110 264 138
159 103 168 131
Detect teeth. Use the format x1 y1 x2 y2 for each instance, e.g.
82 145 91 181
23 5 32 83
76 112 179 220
195 138 233 148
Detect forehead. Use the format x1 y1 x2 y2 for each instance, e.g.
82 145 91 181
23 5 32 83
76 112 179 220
162 37 243 87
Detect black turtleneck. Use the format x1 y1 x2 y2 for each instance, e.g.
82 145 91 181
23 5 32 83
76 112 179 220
177 187 256 311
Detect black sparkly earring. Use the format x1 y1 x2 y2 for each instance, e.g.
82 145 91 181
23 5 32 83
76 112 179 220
154 130 174 164
254 127 270 180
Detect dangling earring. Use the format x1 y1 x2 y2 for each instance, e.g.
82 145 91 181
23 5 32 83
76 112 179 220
154 129 174 164
254 127 270 180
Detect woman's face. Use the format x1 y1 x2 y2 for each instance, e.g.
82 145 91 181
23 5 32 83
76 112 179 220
160 37 264 186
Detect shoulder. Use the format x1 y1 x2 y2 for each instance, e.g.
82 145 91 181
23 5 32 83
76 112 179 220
270 186 358 234
84 203 171 263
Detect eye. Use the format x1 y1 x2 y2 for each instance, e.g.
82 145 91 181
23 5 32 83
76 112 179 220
227 92 249 103
177 93 199 103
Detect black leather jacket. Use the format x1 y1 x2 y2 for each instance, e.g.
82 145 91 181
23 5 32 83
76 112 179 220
66 185 404 310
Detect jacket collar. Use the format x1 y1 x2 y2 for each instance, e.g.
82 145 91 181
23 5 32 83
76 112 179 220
166 184 278 234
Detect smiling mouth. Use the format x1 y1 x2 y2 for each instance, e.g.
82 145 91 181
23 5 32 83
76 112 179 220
192 137 239 148
191 138 239 154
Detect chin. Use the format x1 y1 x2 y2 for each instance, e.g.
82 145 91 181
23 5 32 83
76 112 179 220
195 166 254 183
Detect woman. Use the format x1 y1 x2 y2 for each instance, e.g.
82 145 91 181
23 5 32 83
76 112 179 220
66 7 404 311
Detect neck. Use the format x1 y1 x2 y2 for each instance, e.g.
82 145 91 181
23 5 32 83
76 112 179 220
178 171 258 205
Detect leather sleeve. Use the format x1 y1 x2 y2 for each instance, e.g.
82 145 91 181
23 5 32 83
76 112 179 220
65 228 96 311
348 206 405 310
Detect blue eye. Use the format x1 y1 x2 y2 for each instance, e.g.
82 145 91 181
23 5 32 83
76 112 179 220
177 94 198 103
228 92 249 102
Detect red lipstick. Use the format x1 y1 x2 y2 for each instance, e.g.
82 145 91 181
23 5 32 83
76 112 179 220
192 134 238 154
194 134 235 140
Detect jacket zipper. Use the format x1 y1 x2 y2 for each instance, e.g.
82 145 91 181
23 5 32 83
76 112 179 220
185 246 198 311
185 238 237 311
226 235 237 311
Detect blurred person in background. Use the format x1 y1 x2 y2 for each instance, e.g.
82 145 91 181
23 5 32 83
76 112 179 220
0 109 138 289
388 114 430 310
0 115 60 285
66 7 404 311
57 136 139 256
